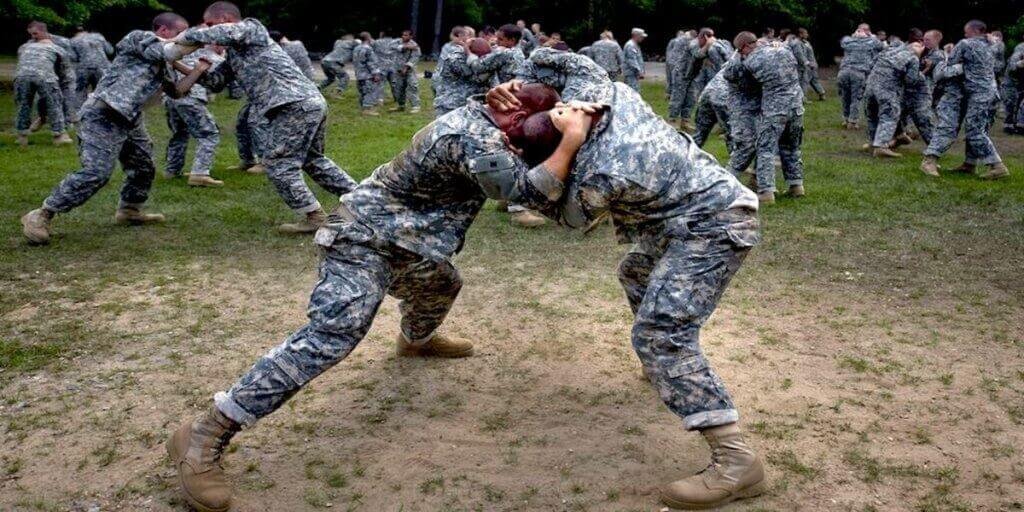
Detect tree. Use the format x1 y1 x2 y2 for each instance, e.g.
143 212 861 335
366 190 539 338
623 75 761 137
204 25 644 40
0 0 165 27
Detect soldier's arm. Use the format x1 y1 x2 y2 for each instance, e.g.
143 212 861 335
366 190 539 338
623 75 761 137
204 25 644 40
178 22 256 48
517 47 615 104
56 49 75 90
442 45 476 79
166 59 212 98
468 50 512 74
102 36 115 57
193 57 235 93
404 43 421 69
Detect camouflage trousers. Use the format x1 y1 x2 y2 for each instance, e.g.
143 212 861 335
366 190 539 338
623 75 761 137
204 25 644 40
693 97 733 152
749 111 804 193
898 90 933 145
74 66 106 115
803 67 825 97
214 225 462 426
837 69 868 124
1001 79 1020 126
43 100 155 213
357 78 383 109
235 102 260 167
624 73 641 92
618 209 759 430
865 87 903 147
388 69 421 108
925 93 1002 165
320 60 349 93
665 62 675 95
34 80 77 125
668 71 697 120
226 81 245 100
725 109 759 176
164 97 220 177
256 97 357 214
15 77 65 135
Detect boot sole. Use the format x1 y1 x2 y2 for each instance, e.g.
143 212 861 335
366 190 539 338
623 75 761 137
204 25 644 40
660 479 767 510
21 216 50 245
166 430 231 512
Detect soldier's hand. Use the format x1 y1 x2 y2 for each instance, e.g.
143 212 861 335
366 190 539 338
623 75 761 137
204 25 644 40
550 105 593 141
555 101 605 114
196 58 213 71
486 80 524 112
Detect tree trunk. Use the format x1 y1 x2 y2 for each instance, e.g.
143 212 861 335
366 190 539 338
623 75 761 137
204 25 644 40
432 0 444 59
410 0 420 35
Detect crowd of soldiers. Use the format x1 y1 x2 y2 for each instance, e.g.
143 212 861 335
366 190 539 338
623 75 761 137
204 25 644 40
9 4 1018 511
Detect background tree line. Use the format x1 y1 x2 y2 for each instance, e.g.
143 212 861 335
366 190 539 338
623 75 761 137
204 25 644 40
2 0 1022 64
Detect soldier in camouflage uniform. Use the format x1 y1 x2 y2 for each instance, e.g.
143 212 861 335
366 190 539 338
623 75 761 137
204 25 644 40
863 43 926 158
21 13 202 246
353 32 384 114
667 30 697 127
387 30 422 112
320 35 355 93
167 80 573 512
590 31 625 80
692 29 732 100
665 30 686 94
33 32 79 126
517 20 536 55
725 32 806 204
622 28 646 91
797 28 826 100
178 2 358 233
921 20 1008 179
70 27 114 113
507 47 766 510
273 32 316 81
1001 41 1024 132
15 21 74 146
837 25 885 129
692 68 735 152
433 26 493 116
164 46 225 187
373 32 401 107
466 24 526 86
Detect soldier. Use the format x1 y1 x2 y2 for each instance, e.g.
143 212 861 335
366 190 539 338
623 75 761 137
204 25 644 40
894 29 934 146
692 28 732 101
589 31 625 80
667 30 697 129
665 30 686 94
272 31 316 82
353 32 384 116
467 24 526 87
837 24 885 129
726 32 806 205
373 31 401 107
177 1 358 232
320 34 355 93
622 28 646 91
163 45 225 187
517 20 536 55
863 43 926 158
692 68 735 152
433 26 492 116
1002 41 1024 133
166 82 569 512
921 20 1008 179
70 26 114 113
388 30 422 113
15 21 74 147
20 12 205 245
990 30 1006 86
34 31 78 126
922 30 946 108
500 48 766 510
797 28 826 101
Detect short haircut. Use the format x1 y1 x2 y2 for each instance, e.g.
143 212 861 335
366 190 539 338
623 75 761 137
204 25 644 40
152 12 187 31
925 29 943 41
907 27 923 42
516 83 560 114
517 112 563 167
359 31 372 41
27 20 47 31
699 27 714 38
468 38 491 56
733 31 757 49
402 29 414 36
497 24 522 43
450 26 465 38
204 1 241 20
966 19 987 33
268 30 283 41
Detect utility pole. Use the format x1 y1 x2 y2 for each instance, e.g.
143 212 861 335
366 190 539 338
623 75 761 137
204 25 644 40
432 0 443 58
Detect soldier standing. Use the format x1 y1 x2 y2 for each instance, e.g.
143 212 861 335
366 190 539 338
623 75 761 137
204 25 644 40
921 20 1008 179
388 30 422 113
163 45 225 187
797 28 826 100
1002 41 1024 133
691 28 732 105
274 32 316 82
862 43 926 158
589 31 625 80
21 13 204 245
353 32 384 115
622 28 646 91
433 26 492 116
667 30 697 129
837 24 885 129
177 1 358 232
320 34 355 93
69 26 114 113
15 21 74 147
665 30 686 95
692 68 736 153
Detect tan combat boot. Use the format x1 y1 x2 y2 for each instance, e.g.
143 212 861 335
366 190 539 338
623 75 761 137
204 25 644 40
409 107 421 114
979 162 1009 180
246 163 267 175
860 142 872 152
388 105 405 112
510 210 547 228
660 423 766 510
167 406 240 512
188 175 225 187
361 108 380 117
787 184 805 197
873 147 902 158
115 207 166 225
278 208 327 234
951 162 976 174
920 156 941 177
21 208 54 245
16 134 29 147
396 332 474 358
757 190 775 205
53 133 73 146
29 117 43 133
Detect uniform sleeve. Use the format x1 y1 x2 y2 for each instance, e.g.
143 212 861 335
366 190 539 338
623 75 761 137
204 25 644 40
441 45 475 78
467 50 512 74
198 59 236 93
518 47 615 104
102 36 114 57
903 54 925 86
179 22 257 48
118 30 169 63
404 43 421 68
56 48 75 89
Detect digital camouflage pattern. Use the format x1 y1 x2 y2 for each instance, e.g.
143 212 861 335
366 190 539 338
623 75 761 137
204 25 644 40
353 42 383 108
70 32 114 112
15 40 73 134
281 40 316 81
837 35 885 123
800 39 825 97
864 47 925 147
320 38 357 92
92 31 172 121
667 35 697 120
693 39 732 96
391 39 422 108
1003 43 1024 126
589 38 625 79
692 69 734 151
433 42 493 115
164 49 223 177
468 45 525 85
622 39 644 91
235 102 260 167
665 34 686 93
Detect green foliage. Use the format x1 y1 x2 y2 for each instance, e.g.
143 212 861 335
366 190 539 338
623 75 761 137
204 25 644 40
0 0 165 28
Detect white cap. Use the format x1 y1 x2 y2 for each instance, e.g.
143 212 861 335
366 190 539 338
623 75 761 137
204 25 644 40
631 28 647 38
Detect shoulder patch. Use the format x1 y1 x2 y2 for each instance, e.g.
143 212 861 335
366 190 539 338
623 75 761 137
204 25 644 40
468 152 515 174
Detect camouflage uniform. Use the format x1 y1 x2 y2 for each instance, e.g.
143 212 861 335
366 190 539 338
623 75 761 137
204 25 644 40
589 38 624 80
41 31 171 213
837 35 885 124
668 36 699 120
665 35 685 93
181 19 357 214
786 36 808 93
281 40 316 81
518 27 536 56
924 36 1002 165
468 45 525 85
1001 43 1024 127
353 41 384 109
801 39 826 97
724 46 805 193
722 57 763 176
622 39 644 91
373 37 402 103
392 40 422 109
70 32 114 112
164 49 223 177
15 40 73 135
864 47 925 147
320 39 355 92
693 39 732 98
40 34 78 123
433 42 491 116
692 69 734 151
519 48 761 431
212 99 562 425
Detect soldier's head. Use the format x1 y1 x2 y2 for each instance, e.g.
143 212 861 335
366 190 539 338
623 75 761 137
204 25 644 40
733 31 758 57
75 26 86 35
990 30 1002 40
153 12 188 39
856 23 871 36
341 33 354 41
876 30 887 42
797 28 809 39
698 27 714 45
762 27 775 39
268 30 284 42
468 38 492 57
401 30 414 43
26 21 48 41
964 20 986 38
450 26 466 42
531 23 541 34
778 28 791 40
923 30 943 49
359 31 373 43
516 20 526 29
464 26 476 38
203 1 241 26
516 111 564 166
907 28 923 43
630 28 647 43
496 24 522 48
686 29 697 38
489 83 561 151
908 41 924 57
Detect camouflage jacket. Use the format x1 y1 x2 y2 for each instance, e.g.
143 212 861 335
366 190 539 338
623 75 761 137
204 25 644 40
181 18 319 117
921 47 947 88
71 32 114 70
433 42 491 111
943 36 998 99
372 37 402 71
991 39 1006 76
695 39 733 82
1007 43 1024 82
282 40 315 80
728 45 804 117
16 40 73 86
334 99 560 261
802 40 819 70
518 48 759 245
865 47 925 95
839 35 885 74
589 39 624 76
169 48 224 104
399 40 422 71
668 37 697 79
323 39 357 63
719 57 763 114
467 45 524 84
623 40 644 76
352 42 381 80
93 30 173 120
